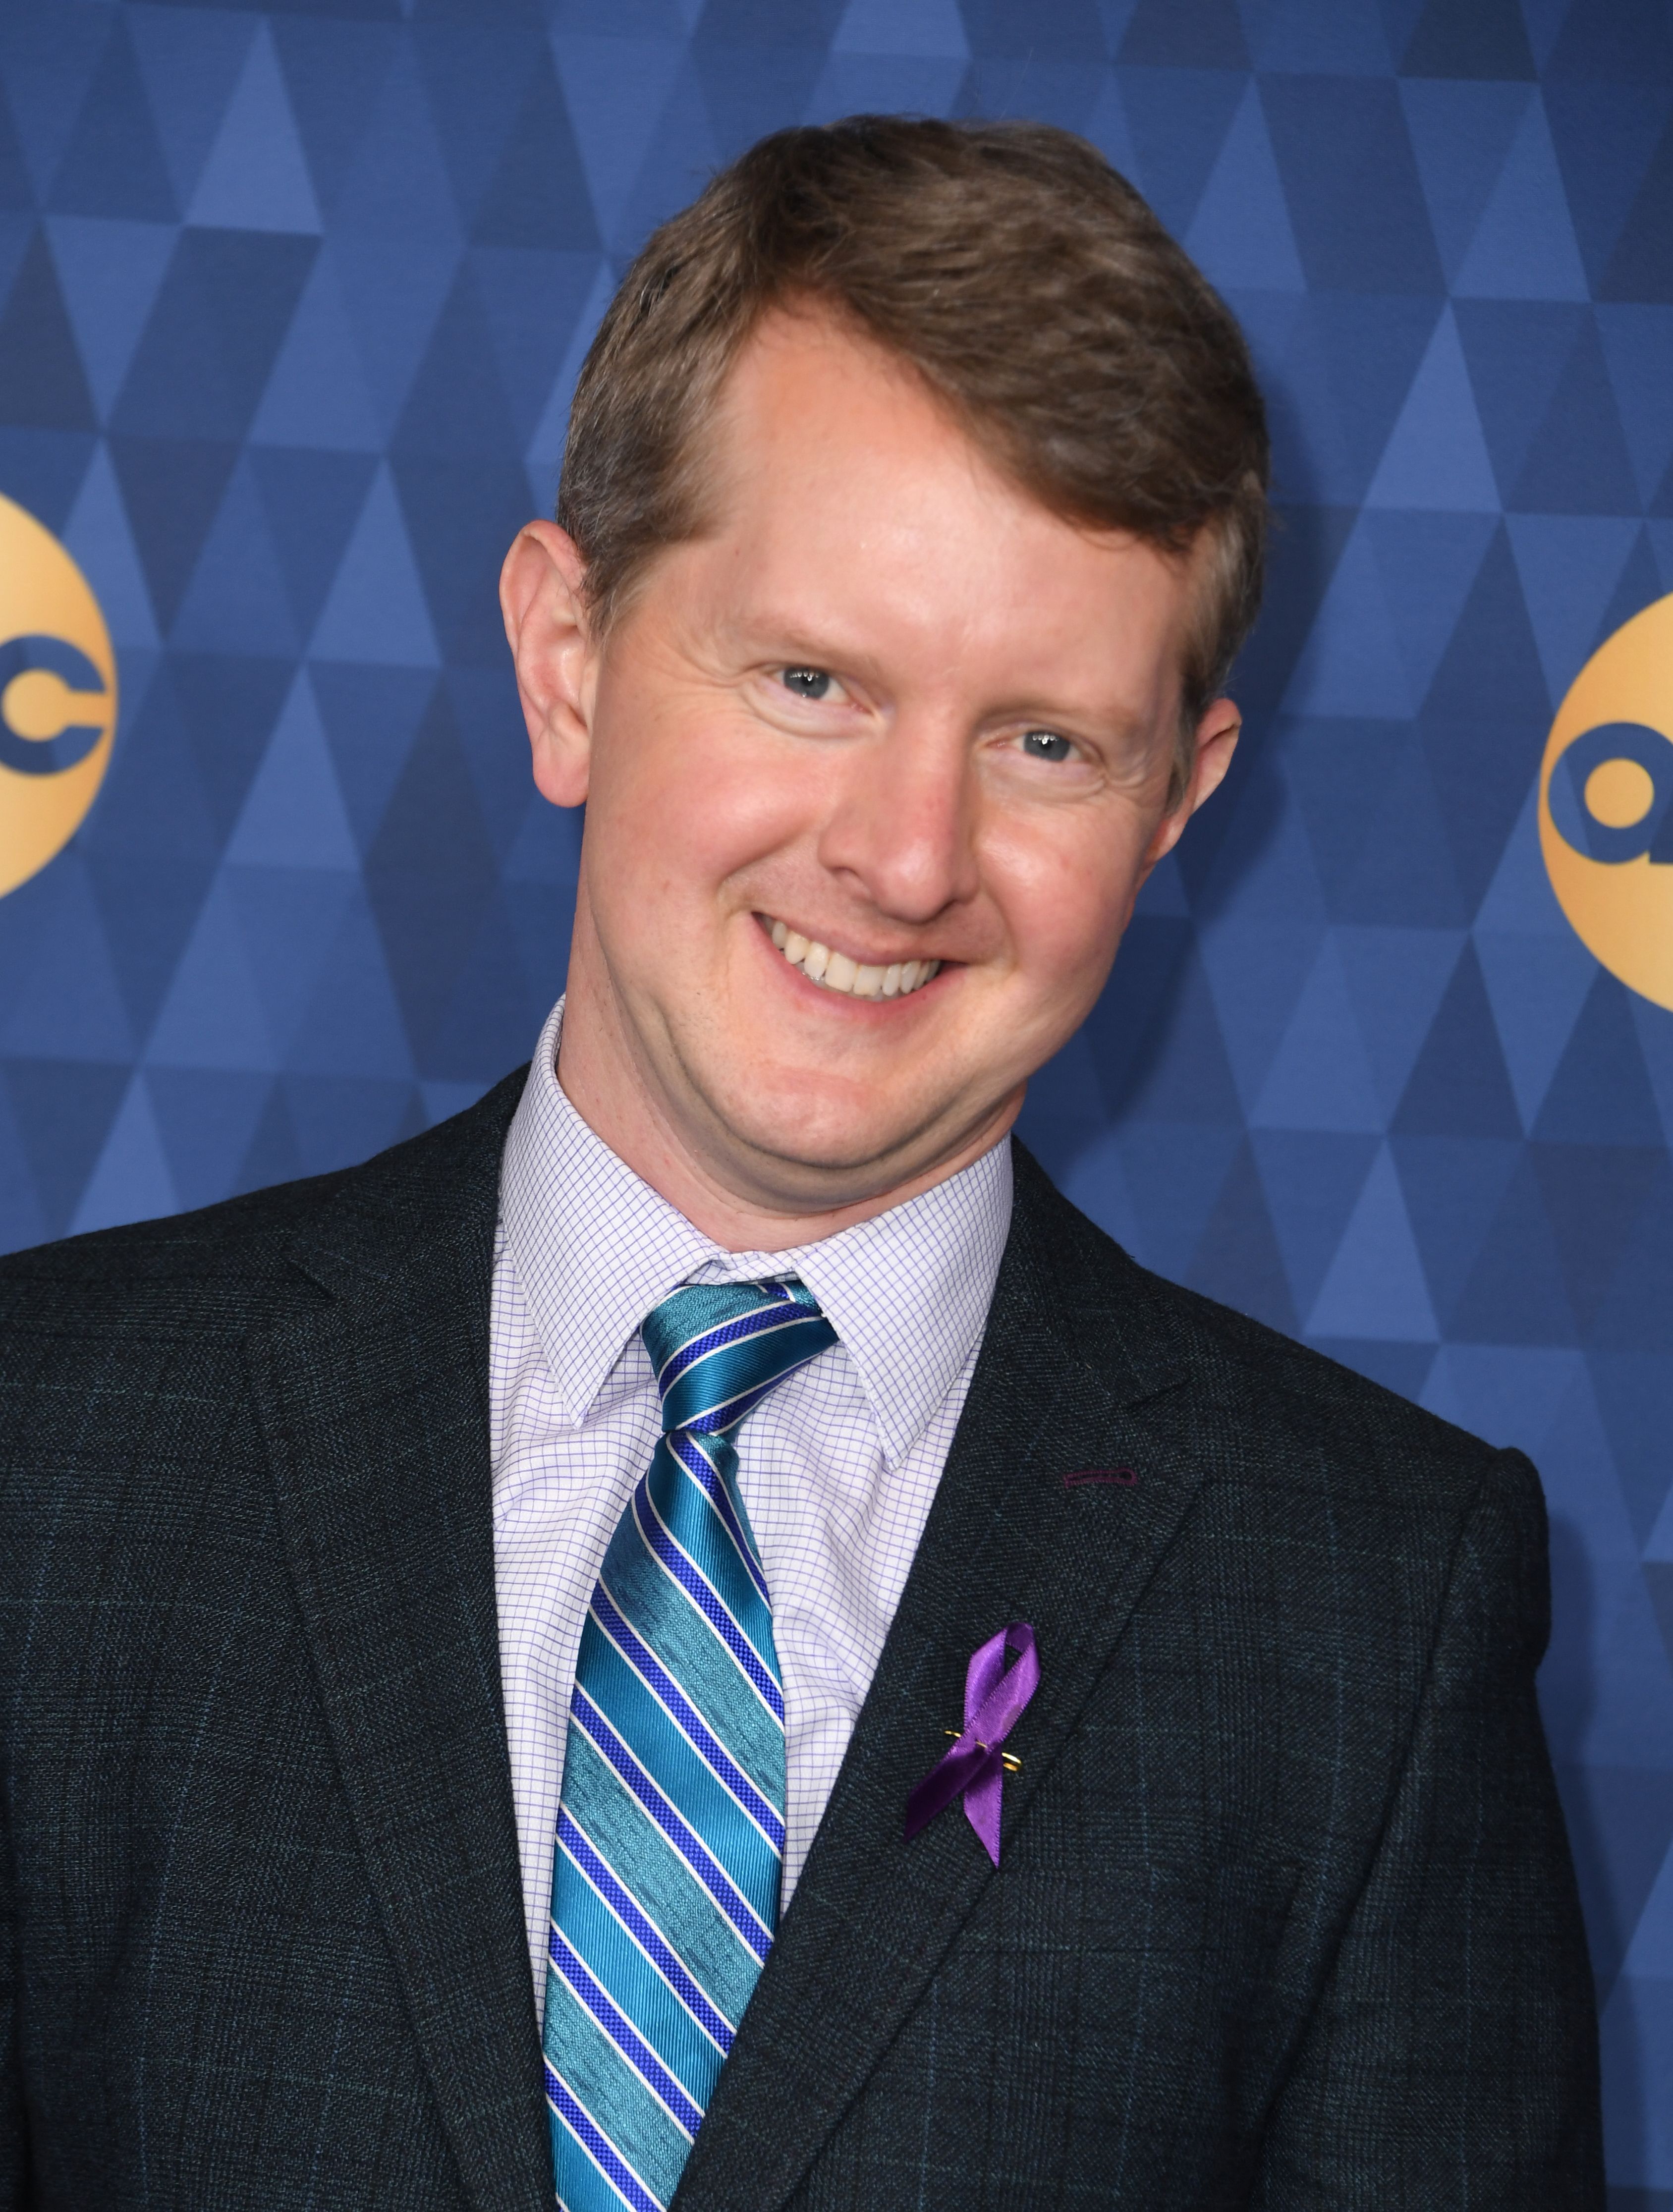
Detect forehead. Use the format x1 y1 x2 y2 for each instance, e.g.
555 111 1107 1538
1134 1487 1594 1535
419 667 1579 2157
675 307 1197 694
706 306 1021 530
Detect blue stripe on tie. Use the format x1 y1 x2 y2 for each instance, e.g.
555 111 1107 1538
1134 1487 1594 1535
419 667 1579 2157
547 2068 661 2212
636 1460 782 1691
572 1690 773 1960
548 1930 704 2137
544 1972 691 2205
560 1739 762 2025
644 1439 776 1656
648 1283 792 1372
632 1481 785 1723
654 1294 828 1401
669 1432 772 1605
577 1628 781 1914
553 1853 724 2104
655 1301 807 1392
598 1462 773 1684
657 1319 835 1437
558 1811 734 2054
591 1591 786 1850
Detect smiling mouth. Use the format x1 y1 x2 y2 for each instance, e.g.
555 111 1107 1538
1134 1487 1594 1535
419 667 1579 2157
763 916 942 1000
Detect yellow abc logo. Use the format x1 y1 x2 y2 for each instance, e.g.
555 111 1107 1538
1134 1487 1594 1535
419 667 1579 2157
0 491 118 899
1540 590 1673 1012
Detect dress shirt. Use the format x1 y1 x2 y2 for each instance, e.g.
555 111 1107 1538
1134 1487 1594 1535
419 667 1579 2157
491 997 1012 2001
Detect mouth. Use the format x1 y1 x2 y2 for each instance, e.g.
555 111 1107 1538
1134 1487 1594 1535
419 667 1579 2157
761 915 943 1000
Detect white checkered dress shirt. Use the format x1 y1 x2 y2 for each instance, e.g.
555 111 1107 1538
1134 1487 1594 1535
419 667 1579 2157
493 997 1013 2001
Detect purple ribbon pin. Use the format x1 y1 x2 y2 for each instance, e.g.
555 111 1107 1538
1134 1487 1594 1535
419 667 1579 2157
903 1621 1039 1866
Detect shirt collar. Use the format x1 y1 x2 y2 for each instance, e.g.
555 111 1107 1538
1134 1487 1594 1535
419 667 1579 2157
500 997 1012 1466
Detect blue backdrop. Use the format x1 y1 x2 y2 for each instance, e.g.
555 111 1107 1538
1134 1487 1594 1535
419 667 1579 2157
0 0 1669 2191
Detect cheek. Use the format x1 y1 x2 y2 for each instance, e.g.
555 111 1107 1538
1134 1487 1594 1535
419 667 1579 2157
588 693 810 905
988 816 1148 1003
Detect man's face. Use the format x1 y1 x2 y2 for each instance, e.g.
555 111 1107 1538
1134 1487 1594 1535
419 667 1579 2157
507 309 1238 1232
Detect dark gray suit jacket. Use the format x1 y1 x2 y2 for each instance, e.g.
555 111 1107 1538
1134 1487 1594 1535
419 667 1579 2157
0 1070 1602 2208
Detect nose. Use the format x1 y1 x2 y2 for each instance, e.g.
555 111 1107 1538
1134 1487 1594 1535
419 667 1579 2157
814 714 982 925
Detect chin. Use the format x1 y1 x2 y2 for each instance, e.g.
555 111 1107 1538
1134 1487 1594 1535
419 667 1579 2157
703 1057 1001 1203
707 1076 936 1183
738 1110 916 1185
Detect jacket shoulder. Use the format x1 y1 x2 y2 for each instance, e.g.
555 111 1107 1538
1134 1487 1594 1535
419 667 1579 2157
0 1065 529 1333
1012 1139 1510 1495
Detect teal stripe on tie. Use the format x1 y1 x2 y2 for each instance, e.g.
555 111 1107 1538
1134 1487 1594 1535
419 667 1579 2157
555 1843 724 2106
601 1543 783 1801
547 2111 642 2212
570 1690 771 1957
578 1625 781 1913
655 1303 834 1437
561 1682 766 2028
637 1445 779 1678
547 2079 664 2212
546 1278 838 2212
544 1969 692 2201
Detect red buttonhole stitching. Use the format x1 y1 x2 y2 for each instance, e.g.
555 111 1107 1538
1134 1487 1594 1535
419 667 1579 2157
1062 1467 1138 1488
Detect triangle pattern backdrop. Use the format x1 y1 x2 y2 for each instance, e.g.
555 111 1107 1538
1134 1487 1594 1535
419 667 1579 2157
2 0 1672 2192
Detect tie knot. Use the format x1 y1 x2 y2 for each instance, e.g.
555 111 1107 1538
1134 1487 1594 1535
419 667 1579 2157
643 1278 837 1438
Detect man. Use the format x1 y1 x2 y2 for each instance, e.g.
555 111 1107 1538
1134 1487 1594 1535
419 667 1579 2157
0 118 1600 2209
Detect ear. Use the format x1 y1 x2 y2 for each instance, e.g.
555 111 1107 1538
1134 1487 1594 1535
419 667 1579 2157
500 520 596 808
1139 696 1242 872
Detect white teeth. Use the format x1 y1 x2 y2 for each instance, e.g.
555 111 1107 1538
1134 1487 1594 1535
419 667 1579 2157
765 919 941 999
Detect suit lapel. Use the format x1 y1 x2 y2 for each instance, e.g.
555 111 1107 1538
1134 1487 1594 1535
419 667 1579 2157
246 1074 553 2212
674 1149 1204 2212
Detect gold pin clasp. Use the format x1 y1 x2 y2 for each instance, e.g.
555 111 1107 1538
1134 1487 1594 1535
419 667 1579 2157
944 1728 1021 1773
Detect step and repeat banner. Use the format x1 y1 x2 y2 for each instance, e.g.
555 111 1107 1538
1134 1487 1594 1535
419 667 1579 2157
1 0 1670 2187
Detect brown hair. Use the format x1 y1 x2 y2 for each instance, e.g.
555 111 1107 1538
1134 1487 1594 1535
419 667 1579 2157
558 116 1269 798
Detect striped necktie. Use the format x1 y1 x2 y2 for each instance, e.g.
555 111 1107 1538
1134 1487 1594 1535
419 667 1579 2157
544 1278 837 2212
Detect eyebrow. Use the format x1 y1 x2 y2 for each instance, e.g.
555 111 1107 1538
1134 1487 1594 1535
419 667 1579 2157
721 610 869 666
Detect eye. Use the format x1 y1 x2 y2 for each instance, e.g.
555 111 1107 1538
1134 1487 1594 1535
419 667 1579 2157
1019 729 1074 764
781 667 834 701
